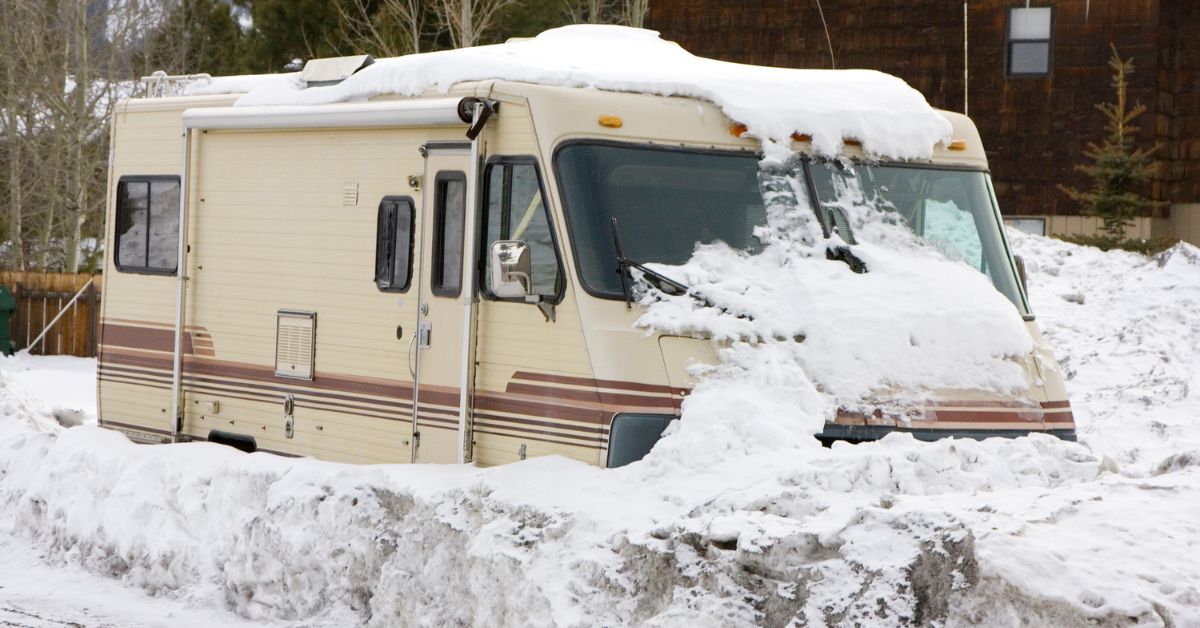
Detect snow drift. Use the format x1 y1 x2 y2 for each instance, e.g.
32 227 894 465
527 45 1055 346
4 235 1200 626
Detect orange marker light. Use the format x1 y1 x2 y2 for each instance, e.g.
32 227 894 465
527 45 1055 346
843 138 863 147
791 132 812 142
599 115 623 128
948 139 968 151
730 123 748 137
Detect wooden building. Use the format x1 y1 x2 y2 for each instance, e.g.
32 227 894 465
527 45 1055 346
649 0 1200 244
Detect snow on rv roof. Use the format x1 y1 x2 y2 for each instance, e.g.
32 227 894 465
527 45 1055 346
185 25 952 160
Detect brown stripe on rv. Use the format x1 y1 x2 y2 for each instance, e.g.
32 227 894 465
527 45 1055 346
102 324 196 354
473 410 609 436
510 371 681 395
472 427 600 450
924 409 1044 423
475 391 606 424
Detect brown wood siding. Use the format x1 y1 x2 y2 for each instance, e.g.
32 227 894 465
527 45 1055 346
649 0 1198 223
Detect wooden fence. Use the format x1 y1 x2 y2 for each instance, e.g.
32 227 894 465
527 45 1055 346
0 272 103 358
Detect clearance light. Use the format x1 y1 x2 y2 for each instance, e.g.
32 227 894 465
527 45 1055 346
598 115 623 128
843 138 863 147
791 133 812 142
730 123 748 137
948 139 968 151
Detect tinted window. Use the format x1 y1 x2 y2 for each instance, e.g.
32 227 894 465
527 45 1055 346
115 177 180 274
555 144 764 297
374 196 414 292
481 161 562 299
432 172 466 297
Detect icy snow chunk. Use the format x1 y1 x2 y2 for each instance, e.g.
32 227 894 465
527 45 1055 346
188 26 952 160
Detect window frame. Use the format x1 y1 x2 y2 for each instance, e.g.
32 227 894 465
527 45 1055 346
552 139 762 301
478 156 567 305
1005 5 1054 78
373 195 416 293
113 175 181 276
430 170 467 298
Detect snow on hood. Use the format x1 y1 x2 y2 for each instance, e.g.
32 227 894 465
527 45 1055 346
185 25 952 160
633 160 1034 464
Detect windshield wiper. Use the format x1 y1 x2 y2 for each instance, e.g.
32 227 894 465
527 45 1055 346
610 217 721 311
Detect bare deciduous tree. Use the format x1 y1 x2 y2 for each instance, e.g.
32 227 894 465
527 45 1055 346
338 0 425 58
620 0 649 28
564 0 650 28
431 0 519 49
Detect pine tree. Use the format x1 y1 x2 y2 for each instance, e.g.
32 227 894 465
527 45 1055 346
1058 45 1162 244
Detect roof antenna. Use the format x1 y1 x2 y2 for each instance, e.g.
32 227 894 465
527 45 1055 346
814 0 836 69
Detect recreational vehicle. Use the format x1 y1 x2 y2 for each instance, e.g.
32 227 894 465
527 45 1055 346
97 39 1075 468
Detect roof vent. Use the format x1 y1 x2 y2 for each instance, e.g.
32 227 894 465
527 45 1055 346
300 55 374 88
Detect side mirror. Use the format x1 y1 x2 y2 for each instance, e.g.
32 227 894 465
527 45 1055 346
489 240 532 298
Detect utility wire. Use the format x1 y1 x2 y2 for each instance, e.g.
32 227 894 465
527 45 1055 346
814 0 836 69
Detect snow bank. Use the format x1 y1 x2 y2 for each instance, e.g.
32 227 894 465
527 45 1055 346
0 352 97 427
186 26 951 160
4 233 1200 626
1011 232 1200 473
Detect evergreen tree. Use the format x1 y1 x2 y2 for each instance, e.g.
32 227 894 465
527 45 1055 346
1058 45 1162 244
140 0 248 76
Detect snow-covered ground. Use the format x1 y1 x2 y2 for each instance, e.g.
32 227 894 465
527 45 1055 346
1 233 1198 627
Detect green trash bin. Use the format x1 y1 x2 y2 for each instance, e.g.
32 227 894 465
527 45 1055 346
0 286 15 356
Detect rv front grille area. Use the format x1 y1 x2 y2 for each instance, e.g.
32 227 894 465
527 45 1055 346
816 424 1078 447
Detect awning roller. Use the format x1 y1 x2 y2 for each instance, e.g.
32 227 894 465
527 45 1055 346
182 97 467 130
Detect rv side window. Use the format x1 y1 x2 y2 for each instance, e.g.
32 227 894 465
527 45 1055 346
374 196 414 292
432 172 466 297
481 160 563 301
114 176 180 274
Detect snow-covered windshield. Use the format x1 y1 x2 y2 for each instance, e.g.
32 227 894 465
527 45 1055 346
806 160 1028 313
555 142 1027 313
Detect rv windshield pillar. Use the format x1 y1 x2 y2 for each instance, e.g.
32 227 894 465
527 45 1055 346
169 128 191 442
456 100 486 464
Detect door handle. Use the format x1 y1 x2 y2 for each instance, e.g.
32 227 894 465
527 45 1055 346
407 332 418 377
418 321 432 349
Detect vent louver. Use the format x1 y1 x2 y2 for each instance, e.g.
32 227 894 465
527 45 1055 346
275 311 316 380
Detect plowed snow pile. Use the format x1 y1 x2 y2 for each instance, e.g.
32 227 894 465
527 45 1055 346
3 233 1200 626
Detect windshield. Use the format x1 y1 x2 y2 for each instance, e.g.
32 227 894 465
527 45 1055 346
807 160 1027 312
555 143 765 297
554 142 1028 313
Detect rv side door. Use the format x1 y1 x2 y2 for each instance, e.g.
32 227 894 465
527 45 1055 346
411 142 475 463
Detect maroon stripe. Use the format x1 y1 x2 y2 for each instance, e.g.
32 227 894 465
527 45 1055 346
473 426 602 450
475 391 606 424
511 371 678 395
923 409 1045 423
99 373 171 391
473 410 609 436
102 324 194 354
1040 400 1072 409
506 381 600 403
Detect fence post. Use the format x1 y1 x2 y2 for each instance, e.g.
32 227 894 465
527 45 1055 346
88 280 100 358
13 282 23 350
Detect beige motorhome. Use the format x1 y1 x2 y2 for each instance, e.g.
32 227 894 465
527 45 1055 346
98 57 1076 468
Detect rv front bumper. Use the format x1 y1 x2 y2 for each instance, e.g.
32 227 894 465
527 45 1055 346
816 423 1077 445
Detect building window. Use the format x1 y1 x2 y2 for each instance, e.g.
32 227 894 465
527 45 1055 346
1007 7 1053 77
114 176 180 274
374 196 415 292
480 159 563 301
431 171 466 297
